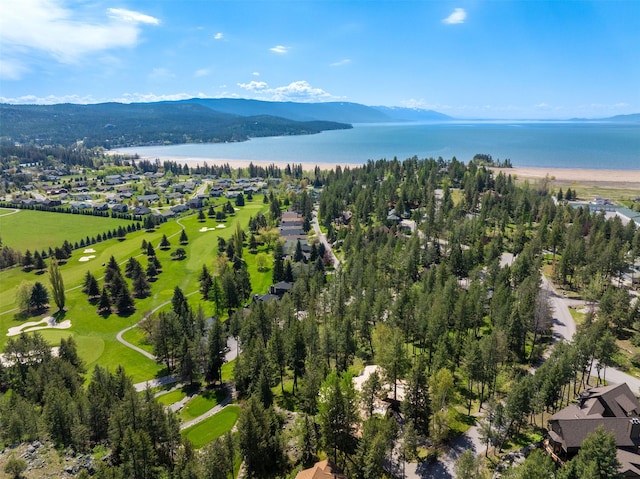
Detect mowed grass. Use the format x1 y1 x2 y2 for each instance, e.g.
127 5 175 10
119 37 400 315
180 389 227 421
0 208 134 253
156 388 188 406
181 405 240 449
0 198 268 384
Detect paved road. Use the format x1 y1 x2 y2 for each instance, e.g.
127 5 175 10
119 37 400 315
312 207 340 269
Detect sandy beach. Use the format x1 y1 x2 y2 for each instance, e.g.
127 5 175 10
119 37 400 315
118 151 640 188
490 166 640 189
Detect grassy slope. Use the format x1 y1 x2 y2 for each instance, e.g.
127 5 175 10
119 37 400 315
181 405 240 449
0 198 268 383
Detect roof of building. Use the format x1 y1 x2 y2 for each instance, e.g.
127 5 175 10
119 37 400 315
295 460 347 479
549 383 640 452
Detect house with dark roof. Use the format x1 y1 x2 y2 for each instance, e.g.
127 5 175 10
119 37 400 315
270 281 293 297
548 382 640 477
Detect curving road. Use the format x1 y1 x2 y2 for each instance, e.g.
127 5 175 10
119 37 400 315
312 207 340 269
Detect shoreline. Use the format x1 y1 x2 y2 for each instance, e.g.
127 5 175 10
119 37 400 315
490 166 640 188
110 151 640 186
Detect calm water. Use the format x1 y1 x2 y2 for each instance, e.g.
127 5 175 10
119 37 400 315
116 122 640 170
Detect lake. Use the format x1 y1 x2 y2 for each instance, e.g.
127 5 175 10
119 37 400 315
116 121 640 170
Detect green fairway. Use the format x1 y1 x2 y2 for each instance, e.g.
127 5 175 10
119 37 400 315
0 199 269 384
0 208 135 253
180 389 227 421
181 405 240 449
156 388 188 406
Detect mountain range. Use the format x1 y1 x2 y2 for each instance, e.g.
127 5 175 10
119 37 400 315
0 98 636 149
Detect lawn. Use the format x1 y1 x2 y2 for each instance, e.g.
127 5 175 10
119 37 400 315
181 405 240 449
0 197 268 384
180 389 227 421
0 208 134 253
156 388 188 406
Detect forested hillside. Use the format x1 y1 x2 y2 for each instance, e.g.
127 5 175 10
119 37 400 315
0 102 351 148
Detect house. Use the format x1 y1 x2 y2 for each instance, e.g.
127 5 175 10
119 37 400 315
270 281 294 297
188 197 203 209
137 194 160 203
133 206 152 216
171 204 189 214
548 382 640 477
93 203 109 211
295 460 347 479
111 204 128 213
252 293 280 303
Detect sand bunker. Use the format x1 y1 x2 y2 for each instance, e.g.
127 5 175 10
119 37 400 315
79 255 96 262
199 227 217 232
7 316 72 337
83 248 96 253
217 224 226 228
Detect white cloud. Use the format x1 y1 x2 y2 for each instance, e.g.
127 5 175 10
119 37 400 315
330 59 351 67
214 32 224 40
107 8 159 25
237 80 340 102
237 81 269 91
270 45 289 54
252 72 261 76
0 0 159 79
442 8 466 25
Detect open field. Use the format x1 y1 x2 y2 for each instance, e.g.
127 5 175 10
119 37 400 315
0 208 135 253
0 198 269 383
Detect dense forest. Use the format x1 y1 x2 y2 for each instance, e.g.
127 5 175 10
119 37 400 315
1 150 640 478
0 102 351 148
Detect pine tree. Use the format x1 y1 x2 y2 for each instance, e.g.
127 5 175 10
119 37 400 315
199 264 212 299
98 287 111 314
294 239 304 262
29 281 49 311
116 284 135 315
33 251 46 271
22 250 33 270
133 273 150 298
179 229 188 245
205 318 226 385
159 234 171 250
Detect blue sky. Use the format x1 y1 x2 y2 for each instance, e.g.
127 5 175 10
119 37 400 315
1 0 638 119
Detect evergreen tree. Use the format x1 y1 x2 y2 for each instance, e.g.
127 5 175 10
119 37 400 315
402 354 431 437
33 250 46 271
237 396 284 478
104 255 121 285
179 229 188 245
558 426 622 479
294 239 304 262
29 281 49 311
116 283 135 315
159 234 171 250
22 250 34 270
272 241 285 282
98 287 111 314
146 260 158 279
205 318 226 385
317 371 359 464
199 264 212 299
132 273 150 298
